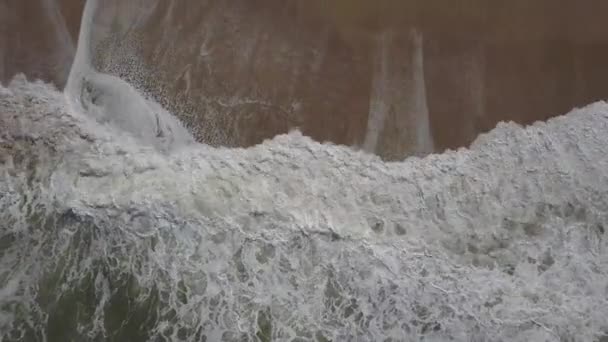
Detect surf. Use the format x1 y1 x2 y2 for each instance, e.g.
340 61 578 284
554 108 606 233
1 0 607 341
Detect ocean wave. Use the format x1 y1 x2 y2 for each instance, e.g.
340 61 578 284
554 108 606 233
1 75 608 341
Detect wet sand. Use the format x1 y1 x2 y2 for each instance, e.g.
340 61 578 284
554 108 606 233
3 0 608 159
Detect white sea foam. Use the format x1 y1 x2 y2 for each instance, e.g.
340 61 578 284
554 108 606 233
1 75 607 341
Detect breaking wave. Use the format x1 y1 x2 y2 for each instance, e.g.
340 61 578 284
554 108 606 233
1 2 608 339
1 74 608 341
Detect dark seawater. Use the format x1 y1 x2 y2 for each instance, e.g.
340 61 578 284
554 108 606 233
4 0 608 159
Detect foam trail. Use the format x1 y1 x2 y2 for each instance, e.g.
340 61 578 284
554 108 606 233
40 0 75 55
65 0 98 104
410 29 434 155
363 31 390 154
363 30 435 158
39 0 76 84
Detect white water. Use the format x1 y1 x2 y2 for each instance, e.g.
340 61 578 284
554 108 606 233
1 1 608 341
2 74 608 340
64 0 194 154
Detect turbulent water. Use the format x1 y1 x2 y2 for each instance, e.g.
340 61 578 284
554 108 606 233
2 1 608 341
1 74 608 341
